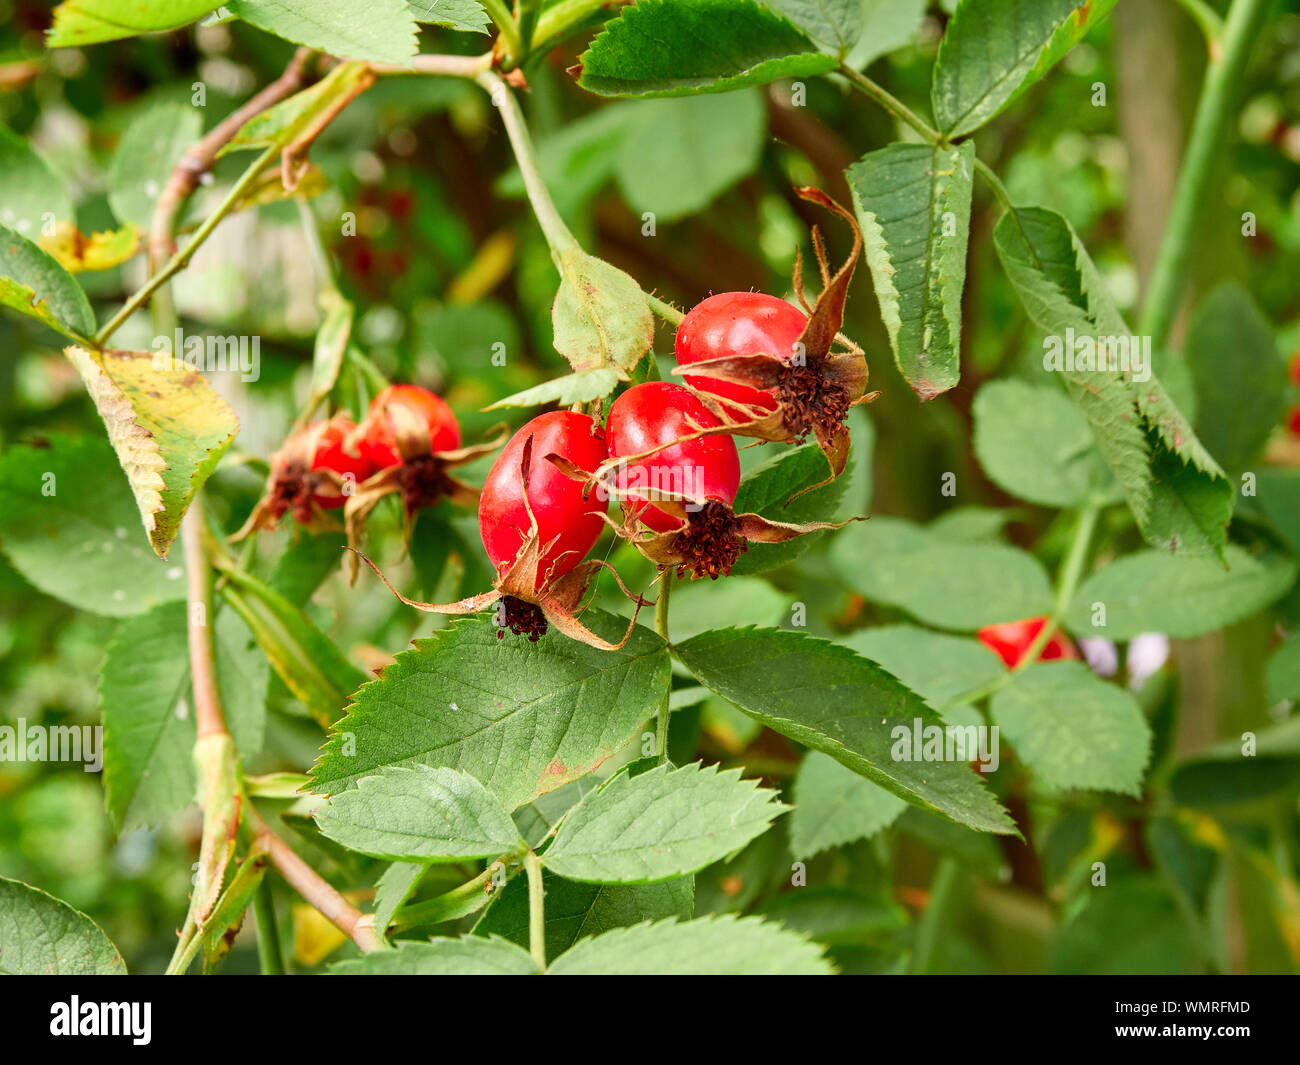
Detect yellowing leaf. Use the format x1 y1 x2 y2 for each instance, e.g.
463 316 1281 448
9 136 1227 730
65 346 239 558
39 220 140 273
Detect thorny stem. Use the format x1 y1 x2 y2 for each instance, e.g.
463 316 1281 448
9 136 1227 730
524 850 547 970
1137 0 1270 348
648 293 685 326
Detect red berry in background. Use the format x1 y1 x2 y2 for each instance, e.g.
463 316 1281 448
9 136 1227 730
1287 404 1300 437
361 383 462 468
675 292 808 415
606 382 741 533
479 410 609 591
977 616 1079 669
1289 352 1300 387
310 417 374 509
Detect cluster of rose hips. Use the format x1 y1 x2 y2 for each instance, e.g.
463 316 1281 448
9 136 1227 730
238 383 492 541
269 187 872 650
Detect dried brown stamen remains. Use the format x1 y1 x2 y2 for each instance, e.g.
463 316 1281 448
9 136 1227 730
394 454 457 512
778 362 852 445
496 595 548 641
672 500 747 580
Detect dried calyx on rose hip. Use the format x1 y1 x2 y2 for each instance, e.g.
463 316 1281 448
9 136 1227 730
343 383 504 548
553 382 854 581
354 410 646 650
235 412 373 537
671 186 876 483
977 616 1079 669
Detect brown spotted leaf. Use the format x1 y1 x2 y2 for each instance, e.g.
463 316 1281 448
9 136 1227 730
65 346 239 558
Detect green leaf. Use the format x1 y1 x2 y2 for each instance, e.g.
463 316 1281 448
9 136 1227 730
0 125 74 235
548 914 835 974
101 602 268 831
675 627 1016 834
475 870 693 958
845 0 927 70
842 623 1004 714
972 379 1115 507
66 347 240 559
545 763 787 883
0 878 126 974
927 505 1017 542
201 849 267 971
729 441 849 575
484 368 621 411
1065 546 1297 641
108 101 204 232
614 91 766 223
1169 718 1300 808
224 61 377 155
791 751 906 857
829 516 1053 630
372 862 427 936
310 611 669 810
47 0 223 46
1184 282 1286 472
552 247 653 375
991 661 1151 795
1049 876 1192 974
764 0 864 56
0 434 188 617
576 0 837 98
994 206 1232 556
407 0 488 33
306 290 353 413
218 568 366 728
664 575 788 643
226 0 419 65
315 766 524 862
932 0 1117 137
1266 633 1300 705
331 935 539 974
0 224 94 340
848 140 973 399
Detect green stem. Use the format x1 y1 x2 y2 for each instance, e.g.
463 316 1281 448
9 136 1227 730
524 850 547 971
1170 0 1226 51
655 573 673 764
253 878 286 975
1137 0 1269 348
532 0 632 53
839 65 1013 211
838 64 940 144
388 866 497 932
939 502 1100 711
477 70 578 257
481 0 525 64
95 145 279 346
166 921 205 975
648 293 685 327
909 857 961 975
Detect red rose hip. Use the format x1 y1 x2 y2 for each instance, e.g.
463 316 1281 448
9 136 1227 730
675 292 809 414
479 410 609 589
977 616 1079 669
361 384 462 468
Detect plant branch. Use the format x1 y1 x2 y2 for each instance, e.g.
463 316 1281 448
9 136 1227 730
183 498 228 740
655 572 673 764
245 803 382 953
482 0 525 63
253 877 286 974
1170 0 1226 56
95 145 279 345
1137 0 1270 347
477 69 579 256
524 849 547 971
